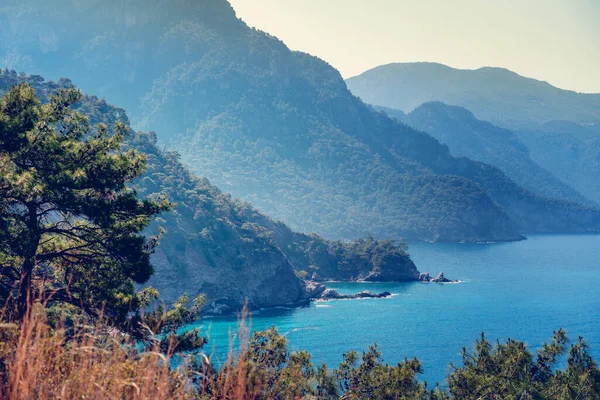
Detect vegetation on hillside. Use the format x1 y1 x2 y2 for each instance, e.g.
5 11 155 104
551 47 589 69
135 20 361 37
375 102 593 206
136 4 600 240
3 1 600 242
364 105 600 235
517 121 600 205
240 210 418 281
348 63 600 208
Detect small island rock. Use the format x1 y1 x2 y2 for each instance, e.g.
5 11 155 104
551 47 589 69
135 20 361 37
319 289 392 301
419 271 458 283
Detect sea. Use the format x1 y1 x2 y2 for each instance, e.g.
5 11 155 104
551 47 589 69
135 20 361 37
184 234 600 385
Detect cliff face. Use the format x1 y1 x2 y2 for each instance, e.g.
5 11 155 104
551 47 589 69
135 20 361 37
148 240 308 315
242 212 420 282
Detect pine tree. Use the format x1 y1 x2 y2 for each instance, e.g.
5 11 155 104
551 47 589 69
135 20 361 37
0 83 170 325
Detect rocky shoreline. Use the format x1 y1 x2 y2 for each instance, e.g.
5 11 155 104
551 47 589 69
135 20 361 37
203 272 459 315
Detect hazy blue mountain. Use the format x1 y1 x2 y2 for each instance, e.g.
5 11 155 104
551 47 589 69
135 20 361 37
374 102 593 206
2 1 600 241
372 105 408 123
347 62 600 205
0 71 420 311
516 122 600 204
346 62 600 130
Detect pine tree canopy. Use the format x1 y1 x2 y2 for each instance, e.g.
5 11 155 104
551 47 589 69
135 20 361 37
0 83 171 324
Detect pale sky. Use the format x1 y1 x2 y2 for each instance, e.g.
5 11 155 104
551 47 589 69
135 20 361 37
228 0 600 93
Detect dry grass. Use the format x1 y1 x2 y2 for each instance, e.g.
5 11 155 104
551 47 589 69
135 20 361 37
0 303 301 400
201 313 264 400
0 303 199 399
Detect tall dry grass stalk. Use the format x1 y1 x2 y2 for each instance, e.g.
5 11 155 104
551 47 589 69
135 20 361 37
0 302 294 400
201 308 264 399
0 302 197 400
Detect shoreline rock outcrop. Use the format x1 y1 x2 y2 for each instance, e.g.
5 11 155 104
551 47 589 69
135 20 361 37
318 289 392 301
304 280 327 298
418 271 458 283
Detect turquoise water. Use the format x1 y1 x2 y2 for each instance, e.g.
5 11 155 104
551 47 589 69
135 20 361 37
187 234 600 385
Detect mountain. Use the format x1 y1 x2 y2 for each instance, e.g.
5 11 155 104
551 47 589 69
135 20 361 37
516 122 600 204
0 71 420 312
346 62 600 205
374 102 593 206
346 62 600 130
2 1 599 241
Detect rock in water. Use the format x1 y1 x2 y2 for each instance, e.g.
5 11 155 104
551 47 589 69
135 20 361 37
431 272 452 283
431 272 445 282
420 271 458 283
304 281 327 298
319 289 392 301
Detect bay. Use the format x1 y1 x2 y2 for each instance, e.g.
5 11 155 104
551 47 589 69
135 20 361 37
186 234 600 385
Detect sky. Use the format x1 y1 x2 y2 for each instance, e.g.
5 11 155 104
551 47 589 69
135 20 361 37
228 0 600 93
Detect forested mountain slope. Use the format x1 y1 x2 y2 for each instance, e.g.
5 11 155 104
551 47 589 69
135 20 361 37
347 62 600 206
516 122 600 205
346 62 600 130
0 71 420 311
2 1 599 241
374 102 593 206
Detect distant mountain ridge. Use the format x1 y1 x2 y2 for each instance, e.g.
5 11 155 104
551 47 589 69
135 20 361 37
373 102 594 206
516 122 600 204
2 1 600 241
346 62 600 130
347 61 600 205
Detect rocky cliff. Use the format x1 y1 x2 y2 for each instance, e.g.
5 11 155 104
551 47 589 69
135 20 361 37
241 211 420 282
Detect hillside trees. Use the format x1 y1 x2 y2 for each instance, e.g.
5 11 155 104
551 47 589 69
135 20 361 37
448 330 600 398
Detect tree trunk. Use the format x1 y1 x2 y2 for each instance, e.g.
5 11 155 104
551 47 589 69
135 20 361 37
17 203 39 320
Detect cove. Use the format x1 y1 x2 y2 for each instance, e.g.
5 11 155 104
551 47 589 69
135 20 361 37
185 234 600 385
